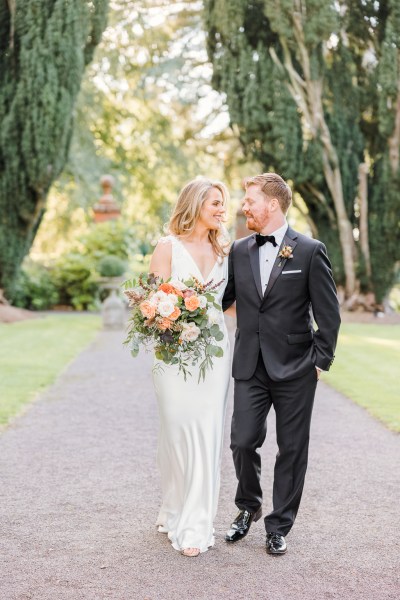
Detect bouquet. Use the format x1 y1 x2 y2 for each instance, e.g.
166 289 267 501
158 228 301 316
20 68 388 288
123 273 225 381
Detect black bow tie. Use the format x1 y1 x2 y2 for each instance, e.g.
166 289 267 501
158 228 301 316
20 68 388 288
255 234 278 248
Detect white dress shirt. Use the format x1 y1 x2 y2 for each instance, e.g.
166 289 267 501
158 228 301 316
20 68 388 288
259 221 288 292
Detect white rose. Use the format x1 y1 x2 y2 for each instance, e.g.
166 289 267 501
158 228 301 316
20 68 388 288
180 322 201 342
207 306 221 326
148 294 158 307
149 290 167 306
169 278 186 291
167 293 178 305
158 299 176 317
198 295 207 309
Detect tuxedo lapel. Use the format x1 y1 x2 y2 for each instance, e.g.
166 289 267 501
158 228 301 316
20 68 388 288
263 228 298 301
248 236 263 300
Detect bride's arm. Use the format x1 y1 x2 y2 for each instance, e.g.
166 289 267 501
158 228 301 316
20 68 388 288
149 239 172 281
224 303 236 317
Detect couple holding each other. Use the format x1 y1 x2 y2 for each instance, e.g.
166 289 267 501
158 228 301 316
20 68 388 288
149 172 341 557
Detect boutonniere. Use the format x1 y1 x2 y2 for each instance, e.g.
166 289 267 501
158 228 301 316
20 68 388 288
278 245 294 267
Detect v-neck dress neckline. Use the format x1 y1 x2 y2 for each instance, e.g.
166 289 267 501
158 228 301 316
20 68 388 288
174 237 218 282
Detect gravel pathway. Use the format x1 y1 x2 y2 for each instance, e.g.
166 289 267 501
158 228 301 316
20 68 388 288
0 326 399 600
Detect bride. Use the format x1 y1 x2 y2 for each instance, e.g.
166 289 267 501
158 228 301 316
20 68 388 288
149 178 231 557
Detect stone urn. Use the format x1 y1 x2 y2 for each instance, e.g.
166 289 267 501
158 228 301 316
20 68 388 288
93 175 121 223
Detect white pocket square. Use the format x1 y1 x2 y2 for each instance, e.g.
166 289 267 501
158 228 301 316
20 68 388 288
282 270 302 274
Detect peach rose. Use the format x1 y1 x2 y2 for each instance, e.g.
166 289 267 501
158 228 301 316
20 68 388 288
156 317 172 331
184 295 200 311
139 300 156 319
158 283 183 297
168 306 181 321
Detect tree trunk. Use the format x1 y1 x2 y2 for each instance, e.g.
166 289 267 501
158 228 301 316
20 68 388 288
271 28 357 298
388 91 400 173
358 162 372 281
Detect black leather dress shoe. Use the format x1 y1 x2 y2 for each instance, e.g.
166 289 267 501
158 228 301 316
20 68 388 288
266 532 287 555
225 507 262 543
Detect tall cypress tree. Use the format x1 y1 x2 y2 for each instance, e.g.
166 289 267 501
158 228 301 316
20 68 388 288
0 0 108 297
205 0 400 305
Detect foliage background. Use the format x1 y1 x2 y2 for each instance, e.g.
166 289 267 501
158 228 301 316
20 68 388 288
205 0 400 304
0 0 109 296
1 1 399 311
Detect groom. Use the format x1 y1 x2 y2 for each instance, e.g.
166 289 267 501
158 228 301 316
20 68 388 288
222 173 340 555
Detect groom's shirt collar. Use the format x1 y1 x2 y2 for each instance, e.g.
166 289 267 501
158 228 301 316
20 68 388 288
258 220 288 293
260 220 288 247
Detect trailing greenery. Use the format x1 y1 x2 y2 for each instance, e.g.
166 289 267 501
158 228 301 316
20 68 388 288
0 314 101 427
0 0 109 297
325 323 400 432
205 0 400 303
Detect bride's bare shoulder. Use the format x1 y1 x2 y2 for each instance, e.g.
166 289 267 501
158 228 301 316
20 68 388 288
154 235 174 251
150 237 173 279
151 236 173 261
159 235 174 242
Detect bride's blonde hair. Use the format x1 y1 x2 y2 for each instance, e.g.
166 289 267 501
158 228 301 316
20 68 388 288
168 178 230 257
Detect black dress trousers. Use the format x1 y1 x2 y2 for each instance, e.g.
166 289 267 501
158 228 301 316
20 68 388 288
231 352 318 536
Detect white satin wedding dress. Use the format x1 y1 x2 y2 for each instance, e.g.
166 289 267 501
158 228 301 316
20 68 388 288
152 235 230 553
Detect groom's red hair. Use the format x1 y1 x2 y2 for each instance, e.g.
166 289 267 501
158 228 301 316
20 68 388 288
244 173 292 214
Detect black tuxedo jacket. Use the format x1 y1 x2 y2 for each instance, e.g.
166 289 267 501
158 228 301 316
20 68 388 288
222 227 341 381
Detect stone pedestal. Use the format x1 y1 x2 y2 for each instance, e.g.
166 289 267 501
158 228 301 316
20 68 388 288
98 277 126 330
101 289 126 329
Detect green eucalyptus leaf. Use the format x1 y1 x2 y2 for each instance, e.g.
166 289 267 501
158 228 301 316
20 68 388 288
210 324 220 337
206 345 219 356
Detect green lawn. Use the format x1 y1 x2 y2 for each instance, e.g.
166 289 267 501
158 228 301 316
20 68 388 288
0 314 101 426
324 323 400 432
1 316 398 434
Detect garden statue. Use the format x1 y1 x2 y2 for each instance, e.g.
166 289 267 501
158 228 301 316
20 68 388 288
93 175 121 223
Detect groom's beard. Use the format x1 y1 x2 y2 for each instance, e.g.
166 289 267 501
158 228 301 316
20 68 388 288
245 216 258 232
